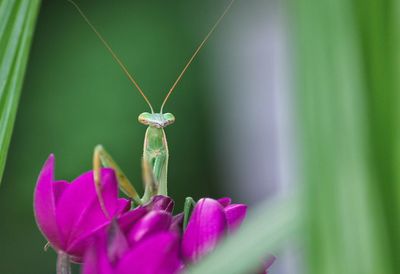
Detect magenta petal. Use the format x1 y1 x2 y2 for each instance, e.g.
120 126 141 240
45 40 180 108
116 232 181 274
53 180 69 206
182 198 227 262
82 234 113 274
128 211 172 244
56 168 118 247
224 204 247 232
107 221 129 265
117 207 148 233
67 221 110 262
170 213 184 233
145 195 174 212
217 197 232 207
33 155 64 250
116 199 131 215
67 211 132 261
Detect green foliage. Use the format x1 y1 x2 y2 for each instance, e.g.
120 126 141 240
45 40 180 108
0 0 41 185
292 0 400 272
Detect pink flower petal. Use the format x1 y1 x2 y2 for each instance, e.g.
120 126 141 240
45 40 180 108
53 180 69 206
182 198 227 262
170 213 184 233
82 233 113 274
116 199 131 215
106 221 130 265
145 195 174 212
224 204 247 232
217 197 232 207
55 168 119 258
117 207 148 233
66 221 109 262
33 155 65 250
67 209 139 261
127 211 172 244
116 232 181 274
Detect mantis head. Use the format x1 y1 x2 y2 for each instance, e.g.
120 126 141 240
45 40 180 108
138 112 175 128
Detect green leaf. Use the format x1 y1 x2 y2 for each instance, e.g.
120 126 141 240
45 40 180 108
187 195 301 274
290 0 398 272
0 0 41 185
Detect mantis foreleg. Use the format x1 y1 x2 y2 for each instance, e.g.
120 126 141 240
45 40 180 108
140 158 157 203
141 152 168 203
93 145 142 215
152 152 168 195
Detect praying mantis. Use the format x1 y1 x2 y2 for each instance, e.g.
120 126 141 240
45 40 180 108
68 0 235 216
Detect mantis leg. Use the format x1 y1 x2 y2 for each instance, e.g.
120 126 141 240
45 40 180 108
153 152 168 196
141 158 157 203
93 145 142 216
183 197 196 230
141 150 168 203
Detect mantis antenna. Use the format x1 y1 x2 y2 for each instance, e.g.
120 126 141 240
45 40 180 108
67 0 155 113
160 0 236 113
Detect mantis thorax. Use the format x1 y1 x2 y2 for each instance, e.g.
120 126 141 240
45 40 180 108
138 112 175 128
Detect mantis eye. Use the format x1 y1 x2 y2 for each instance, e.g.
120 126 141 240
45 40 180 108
138 112 152 125
163 113 175 125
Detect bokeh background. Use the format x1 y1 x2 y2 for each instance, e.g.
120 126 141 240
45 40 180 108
0 0 399 273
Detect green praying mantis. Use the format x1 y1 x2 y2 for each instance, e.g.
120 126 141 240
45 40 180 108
68 0 235 216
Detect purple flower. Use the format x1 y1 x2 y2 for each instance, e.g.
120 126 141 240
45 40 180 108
182 198 274 273
83 203 182 274
182 197 247 263
33 155 130 262
34 154 274 273
81 195 273 274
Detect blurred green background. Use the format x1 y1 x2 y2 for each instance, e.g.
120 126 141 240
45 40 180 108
0 0 399 274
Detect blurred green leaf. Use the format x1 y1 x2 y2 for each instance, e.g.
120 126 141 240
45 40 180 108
187 195 301 274
0 0 41 185
354 0 400 270
291 0 397 273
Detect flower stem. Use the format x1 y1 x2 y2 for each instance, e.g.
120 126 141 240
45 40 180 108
183 197 196 230
57 251 71 274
